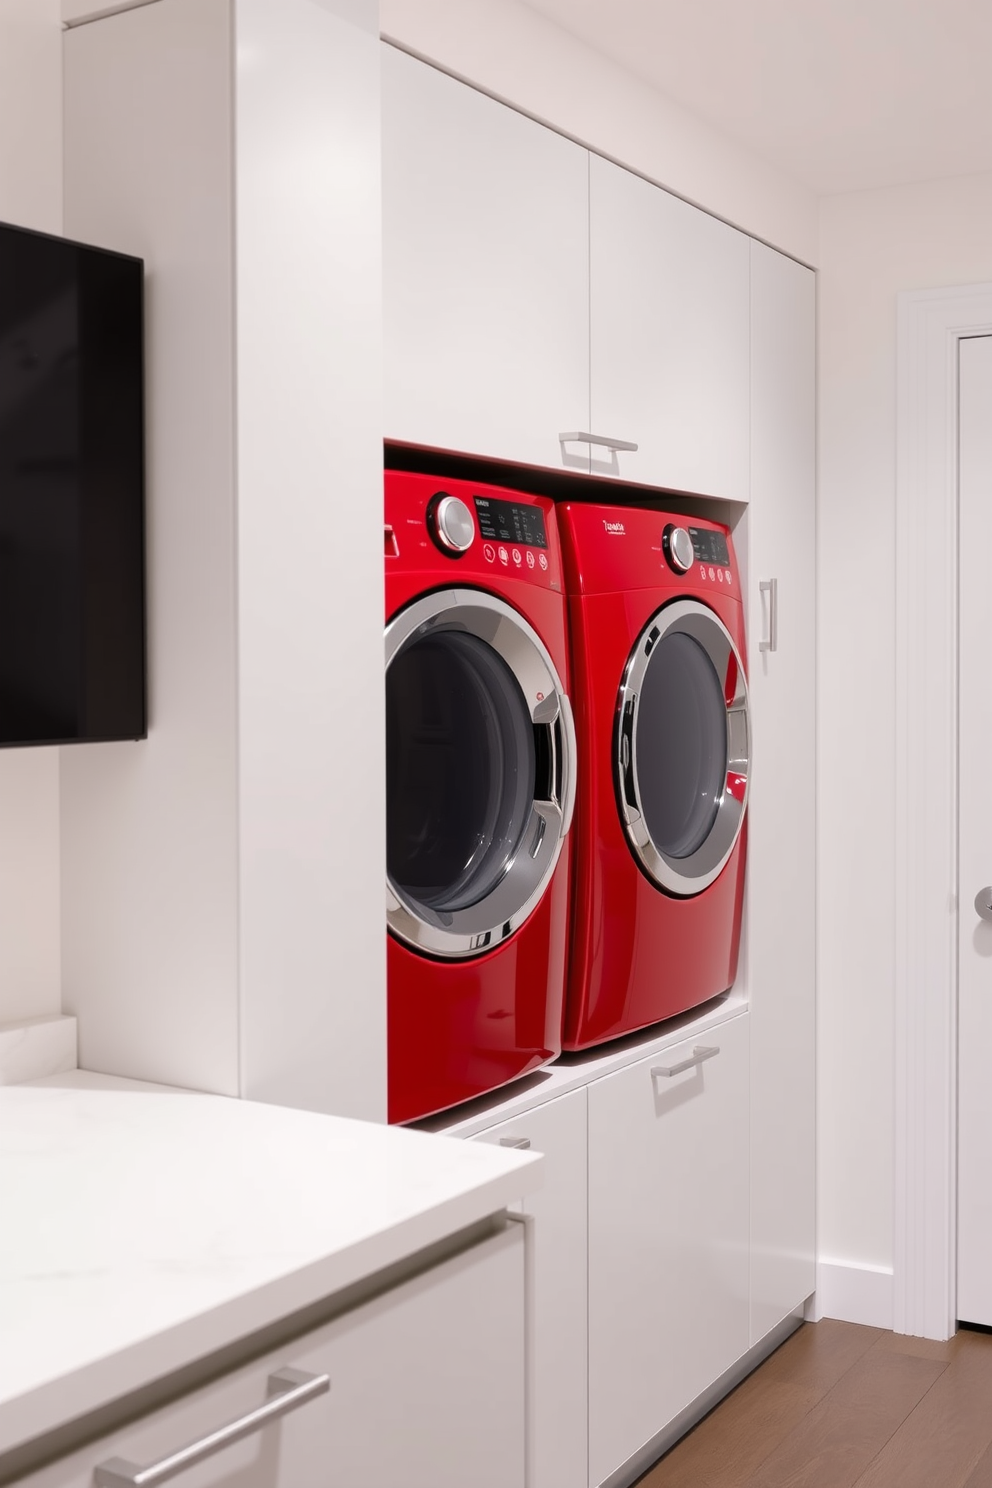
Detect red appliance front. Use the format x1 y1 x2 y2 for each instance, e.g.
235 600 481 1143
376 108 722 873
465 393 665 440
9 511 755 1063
557 502 749 1050
387 861 569 1124
385 471 574 1123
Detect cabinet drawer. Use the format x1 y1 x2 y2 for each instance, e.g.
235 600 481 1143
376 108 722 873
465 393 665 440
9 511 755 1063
474 1087 588 1488
588 1014 750 1486
19 1226 525 1488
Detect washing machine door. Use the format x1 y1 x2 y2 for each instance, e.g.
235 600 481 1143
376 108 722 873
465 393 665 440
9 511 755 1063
385 588 576 959
615 598 750 896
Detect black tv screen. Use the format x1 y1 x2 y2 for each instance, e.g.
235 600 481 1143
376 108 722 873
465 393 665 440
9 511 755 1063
0 220 145 746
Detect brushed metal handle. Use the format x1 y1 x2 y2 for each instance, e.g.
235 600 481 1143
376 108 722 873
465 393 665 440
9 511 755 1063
500 1136 531 1149
975 888 992 923
559 430 639 453
94 1369 330 1487
651 1045 720 1079
759 578 778 653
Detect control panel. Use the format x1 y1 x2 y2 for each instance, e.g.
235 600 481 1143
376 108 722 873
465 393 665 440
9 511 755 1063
384 471 561 590
473 494 550 577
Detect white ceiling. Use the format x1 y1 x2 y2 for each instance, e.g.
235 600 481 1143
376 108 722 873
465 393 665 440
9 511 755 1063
521 0 992 195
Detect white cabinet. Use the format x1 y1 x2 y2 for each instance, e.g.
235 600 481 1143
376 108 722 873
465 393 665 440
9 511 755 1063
746 242 817 1343
473 1088 589 1488
588 153 751 498
61 0 386 1119
381 44 590 470
587 1014 750 1487
20 1226 525 1488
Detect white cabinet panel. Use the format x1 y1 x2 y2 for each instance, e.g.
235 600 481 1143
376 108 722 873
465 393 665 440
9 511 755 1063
474 1088 588 1488
746 241 816 1343
588 1014 750 1486
382 45 590 470
589 154 750 499
21 1227 525 1488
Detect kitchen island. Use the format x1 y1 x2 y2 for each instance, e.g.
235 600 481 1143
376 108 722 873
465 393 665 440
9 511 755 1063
0 1071 540 1486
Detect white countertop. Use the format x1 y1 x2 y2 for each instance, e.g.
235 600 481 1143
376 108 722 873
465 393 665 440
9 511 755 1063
0 1070 542 1458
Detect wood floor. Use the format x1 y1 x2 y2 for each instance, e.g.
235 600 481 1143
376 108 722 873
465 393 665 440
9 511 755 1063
636 1320 992 1488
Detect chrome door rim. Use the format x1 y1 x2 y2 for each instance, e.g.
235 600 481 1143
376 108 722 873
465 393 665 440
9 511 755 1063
385 588 577 958
615 598 749 896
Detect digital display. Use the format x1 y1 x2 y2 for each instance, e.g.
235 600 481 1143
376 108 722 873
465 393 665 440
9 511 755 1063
474 495 548 549
688 526 730 568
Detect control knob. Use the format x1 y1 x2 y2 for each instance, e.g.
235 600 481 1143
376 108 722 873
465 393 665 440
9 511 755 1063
430 494 475 555
662 524 694 574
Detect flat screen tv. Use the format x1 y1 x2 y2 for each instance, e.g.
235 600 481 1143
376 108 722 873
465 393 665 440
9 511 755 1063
0 219 145 746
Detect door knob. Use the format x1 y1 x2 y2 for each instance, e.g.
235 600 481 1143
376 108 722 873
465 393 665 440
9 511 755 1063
975 888 992 922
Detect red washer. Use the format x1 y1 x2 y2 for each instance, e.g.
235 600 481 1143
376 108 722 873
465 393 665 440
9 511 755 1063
385 472 577 1122
557 502 750 1050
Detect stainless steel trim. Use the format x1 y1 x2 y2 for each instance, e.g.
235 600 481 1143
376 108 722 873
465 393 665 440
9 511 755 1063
759 577 778 653
651 1045 720 1078
615 598 750 896
558 431 639 453
499 1136 532 1149
94 1370 329 1488
975 887 992 922
385 589 577 959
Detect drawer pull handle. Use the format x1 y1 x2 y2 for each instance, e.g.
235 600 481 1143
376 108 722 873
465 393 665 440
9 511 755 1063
94 1368 330 1487
558 430 639 454
651 1045 720 1079
499 1136 532 1149
759 577 778 653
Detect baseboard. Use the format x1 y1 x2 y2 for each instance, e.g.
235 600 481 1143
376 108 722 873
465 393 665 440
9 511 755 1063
600 1307 805 1488
0 1015 78 1085
805 1260 894 1330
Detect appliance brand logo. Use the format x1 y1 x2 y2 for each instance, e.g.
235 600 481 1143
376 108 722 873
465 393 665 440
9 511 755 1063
603 519 626 535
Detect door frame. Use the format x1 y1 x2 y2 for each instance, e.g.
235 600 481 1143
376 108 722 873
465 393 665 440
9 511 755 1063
894 283 992 1339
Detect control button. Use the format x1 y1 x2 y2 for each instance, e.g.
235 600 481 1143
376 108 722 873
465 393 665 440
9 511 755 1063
662 524 694 574
511 548 522 566
429 493 475 555
483 543 496 564
538 552 549 571
498 545 509 566
526 550 536 569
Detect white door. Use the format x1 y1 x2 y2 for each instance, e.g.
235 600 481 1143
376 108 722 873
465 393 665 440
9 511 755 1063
381 45 590 470
587 1015 750 1487
957 332 992 1326
472 1089 588 1488
588 153 750 498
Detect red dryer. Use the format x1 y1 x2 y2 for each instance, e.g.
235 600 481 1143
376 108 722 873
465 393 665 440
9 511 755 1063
385 472 577 1122
557 502 750 1049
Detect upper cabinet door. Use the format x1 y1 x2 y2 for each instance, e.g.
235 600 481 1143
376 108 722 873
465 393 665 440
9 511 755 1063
382 46 590 471
589 154 750 499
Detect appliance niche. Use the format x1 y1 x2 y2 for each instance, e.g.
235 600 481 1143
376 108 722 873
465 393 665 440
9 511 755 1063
0 219 145 747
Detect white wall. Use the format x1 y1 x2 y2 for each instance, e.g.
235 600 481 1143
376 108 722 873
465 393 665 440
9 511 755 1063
0 0 64 1026
379 0 818 265
817 170 992 1274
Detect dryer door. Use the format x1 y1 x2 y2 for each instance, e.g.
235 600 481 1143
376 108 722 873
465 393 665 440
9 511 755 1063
616 598 749 896
385 589 576 959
